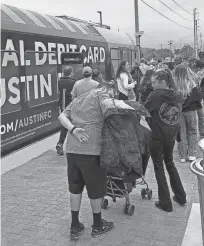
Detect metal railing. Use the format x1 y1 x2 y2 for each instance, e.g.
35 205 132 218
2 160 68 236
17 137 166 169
190 139 204 245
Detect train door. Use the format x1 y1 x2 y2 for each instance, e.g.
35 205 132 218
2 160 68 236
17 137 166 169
61 52 83 79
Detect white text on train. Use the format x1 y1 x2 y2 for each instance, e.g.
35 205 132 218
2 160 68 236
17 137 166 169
1 39 106 66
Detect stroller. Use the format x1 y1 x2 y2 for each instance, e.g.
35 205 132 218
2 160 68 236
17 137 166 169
101 156 152 216
100 100 153 216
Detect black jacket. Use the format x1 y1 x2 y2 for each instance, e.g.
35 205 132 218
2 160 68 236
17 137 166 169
58 76 76 110
144 89 184 141
182 87 202 112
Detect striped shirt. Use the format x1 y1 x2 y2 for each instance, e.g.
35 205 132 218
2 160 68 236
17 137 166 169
63 89 114 155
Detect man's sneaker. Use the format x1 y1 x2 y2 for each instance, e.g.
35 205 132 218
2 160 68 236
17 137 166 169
91 219 114 238
180 159 186 163
56 143 64 155
70 222 85 240
188 156 196 162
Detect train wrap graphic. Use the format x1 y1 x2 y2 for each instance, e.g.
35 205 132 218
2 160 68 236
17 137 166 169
1 4 135 155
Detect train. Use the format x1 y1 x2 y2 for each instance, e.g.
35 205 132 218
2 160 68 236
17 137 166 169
1 4 136 156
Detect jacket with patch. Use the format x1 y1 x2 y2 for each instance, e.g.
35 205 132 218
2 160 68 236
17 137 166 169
144 89 184 141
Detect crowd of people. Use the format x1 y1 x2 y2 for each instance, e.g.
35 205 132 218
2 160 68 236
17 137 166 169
56 55 204 240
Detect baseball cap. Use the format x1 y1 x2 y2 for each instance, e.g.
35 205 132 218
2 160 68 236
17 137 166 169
83 66 92 75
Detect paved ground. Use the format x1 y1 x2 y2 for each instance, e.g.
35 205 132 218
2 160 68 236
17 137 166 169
1 144 202 246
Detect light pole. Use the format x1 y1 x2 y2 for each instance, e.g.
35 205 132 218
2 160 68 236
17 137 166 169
97 11 102 27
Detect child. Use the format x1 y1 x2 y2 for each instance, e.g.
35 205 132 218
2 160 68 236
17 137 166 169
174 64 203 162
144 68 186 212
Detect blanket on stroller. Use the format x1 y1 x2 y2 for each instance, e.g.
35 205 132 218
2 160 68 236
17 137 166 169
100 100 151 179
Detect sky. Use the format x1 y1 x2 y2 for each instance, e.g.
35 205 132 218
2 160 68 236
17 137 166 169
1 0 204 49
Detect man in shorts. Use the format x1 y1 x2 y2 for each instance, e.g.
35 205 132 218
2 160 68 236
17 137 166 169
59 83 114 240
71 66 99 100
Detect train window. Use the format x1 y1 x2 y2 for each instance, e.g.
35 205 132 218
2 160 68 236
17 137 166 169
24 51 59 108
1 50 21 115
111 48 121 60
132 50 135 66
111 60 120 75
110 48 121 75
122 50 127 60
126 49 132 68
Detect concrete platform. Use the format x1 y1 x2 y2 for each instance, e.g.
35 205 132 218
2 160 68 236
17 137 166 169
1 143 203 246
182 203 203 246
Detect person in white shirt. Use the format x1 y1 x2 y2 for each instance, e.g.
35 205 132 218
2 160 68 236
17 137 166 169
116 60 137 100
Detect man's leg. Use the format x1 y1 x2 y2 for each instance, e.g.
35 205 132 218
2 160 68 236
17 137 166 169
67 154 85 240
79 155 114 237
56 126 68 155
163 141 186 205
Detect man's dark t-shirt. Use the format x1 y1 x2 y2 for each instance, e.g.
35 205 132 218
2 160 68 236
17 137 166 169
58 76 76 110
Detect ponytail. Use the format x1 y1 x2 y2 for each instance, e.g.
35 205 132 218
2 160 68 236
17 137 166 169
153 68 177 91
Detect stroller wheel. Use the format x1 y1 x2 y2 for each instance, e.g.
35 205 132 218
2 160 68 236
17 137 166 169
147 189 152 200
127 205 135 216
141 188 146 198
123 204 129 214
123 204 135 216
101 198 109 209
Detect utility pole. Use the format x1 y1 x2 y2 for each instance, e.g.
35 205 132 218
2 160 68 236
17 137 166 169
159 44 163 50
134 0 141 64
193 8 198 58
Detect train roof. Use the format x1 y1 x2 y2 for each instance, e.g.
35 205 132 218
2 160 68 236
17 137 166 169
1 4 135 47
1 4 104 42
95 27 135 47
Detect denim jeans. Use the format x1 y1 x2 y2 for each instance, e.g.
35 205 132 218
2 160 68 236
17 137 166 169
151 140 186 209
197 101 204 136
178 111 197 159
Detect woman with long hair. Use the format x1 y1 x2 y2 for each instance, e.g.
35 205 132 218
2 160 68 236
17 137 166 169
174 64 203 163
144 68 186 212
116 60 137 100
139 69 154 105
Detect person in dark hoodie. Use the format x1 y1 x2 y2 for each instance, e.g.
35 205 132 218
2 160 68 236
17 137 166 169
174 64 203 162
144 68 186 212
56 66 76 155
